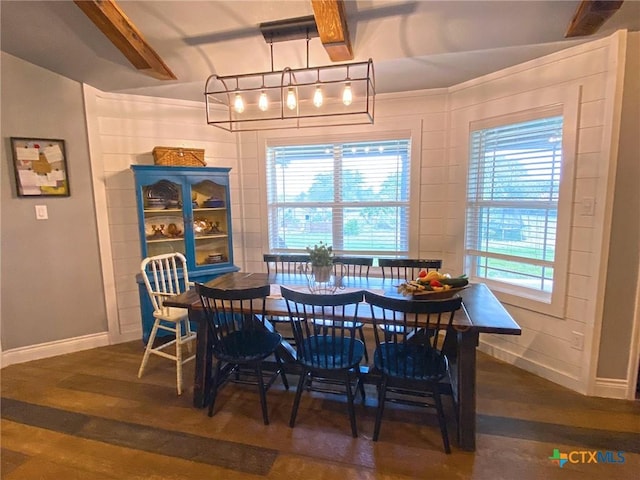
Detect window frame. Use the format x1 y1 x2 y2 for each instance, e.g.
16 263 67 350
257 125 422 258
462 92 579 318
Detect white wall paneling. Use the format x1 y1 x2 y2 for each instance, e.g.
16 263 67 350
84 89 238 342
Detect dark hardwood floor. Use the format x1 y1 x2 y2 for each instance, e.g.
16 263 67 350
2 339 639 479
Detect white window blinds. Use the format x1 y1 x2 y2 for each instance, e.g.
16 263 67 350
466 115 563 293
266 139 411 255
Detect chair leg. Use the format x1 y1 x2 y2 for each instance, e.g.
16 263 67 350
345 371 358 438
433 388 451 454
175 321 184 396
185 320 194 355
138 319 160 378
357 371 366 405
255 363 270 425
275 352 289 390
372 376 388 441
358 326 369 363
208 361 222 417
289 369 308 428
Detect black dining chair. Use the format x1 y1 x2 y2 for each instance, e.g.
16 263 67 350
333 256 373 278
364 291 463 453
263 253 311 345
377 259 443 341
378 258 442 281
263 253 310 275
196 283 289 425
281 287 366 438
311 256 373 362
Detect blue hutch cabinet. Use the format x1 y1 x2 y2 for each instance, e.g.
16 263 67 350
131 165 239 343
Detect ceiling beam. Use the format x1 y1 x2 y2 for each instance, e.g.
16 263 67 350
565 0 624 38
311 0 353 61
74 0 176 80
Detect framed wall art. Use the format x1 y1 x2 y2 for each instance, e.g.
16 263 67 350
10 137 70 197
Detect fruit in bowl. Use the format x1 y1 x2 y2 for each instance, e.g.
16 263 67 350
397 270 468 297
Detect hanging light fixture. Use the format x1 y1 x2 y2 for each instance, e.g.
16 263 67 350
205 15 375 132
313 85 323 108
342 82 353 106
233 92 245 113
286 87 297 110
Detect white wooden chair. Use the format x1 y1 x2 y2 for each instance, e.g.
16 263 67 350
138 252 196 395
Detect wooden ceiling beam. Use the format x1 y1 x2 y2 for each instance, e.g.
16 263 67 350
311 0 353 61
565 0 624 38
74 0 176 80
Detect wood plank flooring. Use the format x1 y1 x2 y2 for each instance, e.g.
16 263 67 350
2 340 639 479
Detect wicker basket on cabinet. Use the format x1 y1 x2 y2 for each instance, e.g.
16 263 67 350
152 147 205 167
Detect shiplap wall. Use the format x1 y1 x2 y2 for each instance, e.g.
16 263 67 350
83 89 239 341
82 32 629 396
446 34 625 394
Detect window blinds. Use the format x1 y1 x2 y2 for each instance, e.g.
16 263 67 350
266 139 411 255
466 115 563 292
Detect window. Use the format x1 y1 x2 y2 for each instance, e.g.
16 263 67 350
266 139 411 256
465 113 564 299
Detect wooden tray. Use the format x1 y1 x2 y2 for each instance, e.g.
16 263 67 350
411 286 468 299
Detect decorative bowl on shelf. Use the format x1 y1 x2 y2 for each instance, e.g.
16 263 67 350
203 197 224 208
145 197 166 208
204 253 225 264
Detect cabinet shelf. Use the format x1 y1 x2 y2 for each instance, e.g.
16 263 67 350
195 233 228 240
144 208 182 213
146 237 184 243
193 207 226 212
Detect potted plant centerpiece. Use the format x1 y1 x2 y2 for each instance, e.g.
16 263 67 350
306 241 333 283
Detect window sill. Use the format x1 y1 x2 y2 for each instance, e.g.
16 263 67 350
474 278 565 319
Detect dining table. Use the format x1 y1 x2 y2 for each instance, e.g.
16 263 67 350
164 271 521 451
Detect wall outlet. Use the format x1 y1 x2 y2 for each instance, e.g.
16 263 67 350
580 197 595 216
570 331 584 350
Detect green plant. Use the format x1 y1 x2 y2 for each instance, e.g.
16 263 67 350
306 241 333 267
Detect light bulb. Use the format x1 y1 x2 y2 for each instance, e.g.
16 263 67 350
313 86 323 107
258 90 268 111
233 92 244 113
342 83 353 106
286 88 297 110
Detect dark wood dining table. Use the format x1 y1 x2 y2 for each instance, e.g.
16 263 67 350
164 271 521 451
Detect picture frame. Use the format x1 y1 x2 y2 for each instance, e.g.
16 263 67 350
10 137 70 197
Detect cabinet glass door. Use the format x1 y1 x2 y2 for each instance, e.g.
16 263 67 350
190 179 230 268
141 179 186 257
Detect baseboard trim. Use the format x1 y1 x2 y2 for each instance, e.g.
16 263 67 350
1 332 110 368
478 340 586 395
592 377 630 399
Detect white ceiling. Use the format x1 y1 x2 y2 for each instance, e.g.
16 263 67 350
2 1 639 103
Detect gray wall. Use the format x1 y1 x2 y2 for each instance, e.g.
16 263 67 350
596 34 640 379
1 52 107 350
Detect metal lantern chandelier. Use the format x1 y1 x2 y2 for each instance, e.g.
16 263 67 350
205 16 375 133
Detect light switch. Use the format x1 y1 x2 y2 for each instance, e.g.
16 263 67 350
35 205 48 220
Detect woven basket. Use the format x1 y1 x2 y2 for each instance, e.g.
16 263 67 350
152 147 205 167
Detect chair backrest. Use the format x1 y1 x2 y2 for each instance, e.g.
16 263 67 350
378 258 442 281
281 287 365 369
364 291 462 375
141 252 189 316
263 254 310 275
196 283 271 356
333 256 373 278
